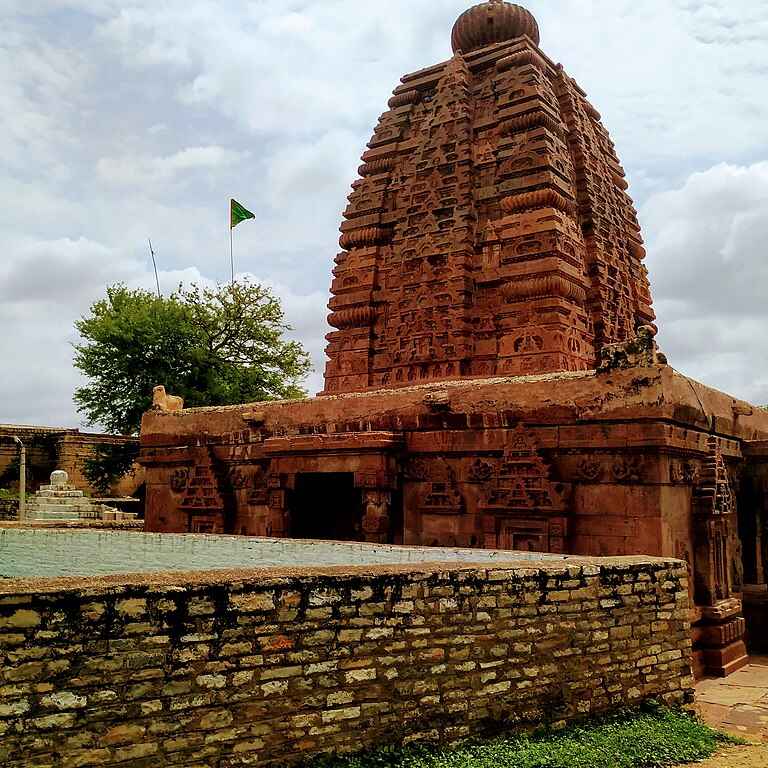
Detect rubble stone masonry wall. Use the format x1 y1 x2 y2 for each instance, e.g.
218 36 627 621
0 501 18 521
0 557 693 768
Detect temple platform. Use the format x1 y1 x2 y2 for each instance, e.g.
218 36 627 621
140 362 768 676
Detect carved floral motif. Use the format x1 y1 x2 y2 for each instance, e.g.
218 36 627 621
611 456 645 483
576 457 602 482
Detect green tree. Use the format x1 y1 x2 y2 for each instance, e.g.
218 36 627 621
82 442 140 497
74 280 311 435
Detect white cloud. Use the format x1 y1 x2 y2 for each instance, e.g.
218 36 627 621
2 0 768 428
644 162 768 403
96 145 247 187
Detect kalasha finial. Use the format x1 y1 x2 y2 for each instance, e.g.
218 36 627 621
451 1 540 54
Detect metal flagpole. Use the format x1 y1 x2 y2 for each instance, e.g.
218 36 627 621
230 226 235 285
148 239 161 298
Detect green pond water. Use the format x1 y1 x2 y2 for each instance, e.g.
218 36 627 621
0 529 562 579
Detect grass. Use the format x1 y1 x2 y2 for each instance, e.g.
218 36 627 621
305 705 739 768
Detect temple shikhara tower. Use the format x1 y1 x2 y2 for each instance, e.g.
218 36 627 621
324 0 654 394
141 2 768 677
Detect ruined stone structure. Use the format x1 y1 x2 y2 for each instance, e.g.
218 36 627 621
139 1 768 677
0 425 143 498
0 553 693 767
20 470 139 523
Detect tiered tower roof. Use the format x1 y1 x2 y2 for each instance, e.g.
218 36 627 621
323 1 655 395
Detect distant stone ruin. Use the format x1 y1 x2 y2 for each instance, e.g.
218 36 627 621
23 470 138 523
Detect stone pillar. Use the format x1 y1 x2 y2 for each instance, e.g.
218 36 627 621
758 497 768 587
266 474 290 538
691 437 749 676
17 440 25 521
361 490 391 544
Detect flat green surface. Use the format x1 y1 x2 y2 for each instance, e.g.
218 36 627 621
305 708 734 768
0 528 561 578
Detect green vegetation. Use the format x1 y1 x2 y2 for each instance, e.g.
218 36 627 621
73 280 312 435
305 707 736 768
82 442 140 496
0 489 28 500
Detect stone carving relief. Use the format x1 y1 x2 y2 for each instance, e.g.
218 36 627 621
670 460 701 486
416 459 464 514
468 459 494 483
323 24 655 394
576 456 602 482
362 491 391 542
248 466 269 506
611 456 645 483
228 468 250 491
476 427 570 553
170 468 189 493
479 427 567 514
404 458 430 482
178 452 224 513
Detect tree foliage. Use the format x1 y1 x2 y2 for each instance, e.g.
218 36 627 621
82 442 140 497
74 280 311 435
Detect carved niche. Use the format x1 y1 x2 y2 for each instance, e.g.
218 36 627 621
248 465 269 506
693 436 739 605
224 463 270 506
414 458 464 514
178 449 226 534
179 457 224 513
477 426 570 553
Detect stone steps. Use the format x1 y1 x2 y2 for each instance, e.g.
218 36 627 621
28 498 94 507
24 470 139 522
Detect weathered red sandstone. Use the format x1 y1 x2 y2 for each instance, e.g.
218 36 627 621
140 1 768 678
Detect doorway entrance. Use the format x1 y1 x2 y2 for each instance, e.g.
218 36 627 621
290 473 362 541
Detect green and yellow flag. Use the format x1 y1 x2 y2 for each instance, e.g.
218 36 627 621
230 199 255 229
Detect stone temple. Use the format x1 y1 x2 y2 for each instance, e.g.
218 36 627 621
140 1 768 676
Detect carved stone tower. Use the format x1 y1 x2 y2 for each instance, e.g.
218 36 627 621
323 0 655 394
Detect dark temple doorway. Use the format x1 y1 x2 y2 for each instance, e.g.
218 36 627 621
290 473 362 541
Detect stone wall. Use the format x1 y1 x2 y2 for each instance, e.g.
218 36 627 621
0 500 18 521
0 426 143 498
0 556 694 768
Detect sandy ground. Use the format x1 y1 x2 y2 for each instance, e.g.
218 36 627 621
681 658 768 767
687 745 768 768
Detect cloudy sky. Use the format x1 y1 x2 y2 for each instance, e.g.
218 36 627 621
2 0 768 430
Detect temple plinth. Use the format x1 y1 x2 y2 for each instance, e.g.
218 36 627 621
140 1 768 677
